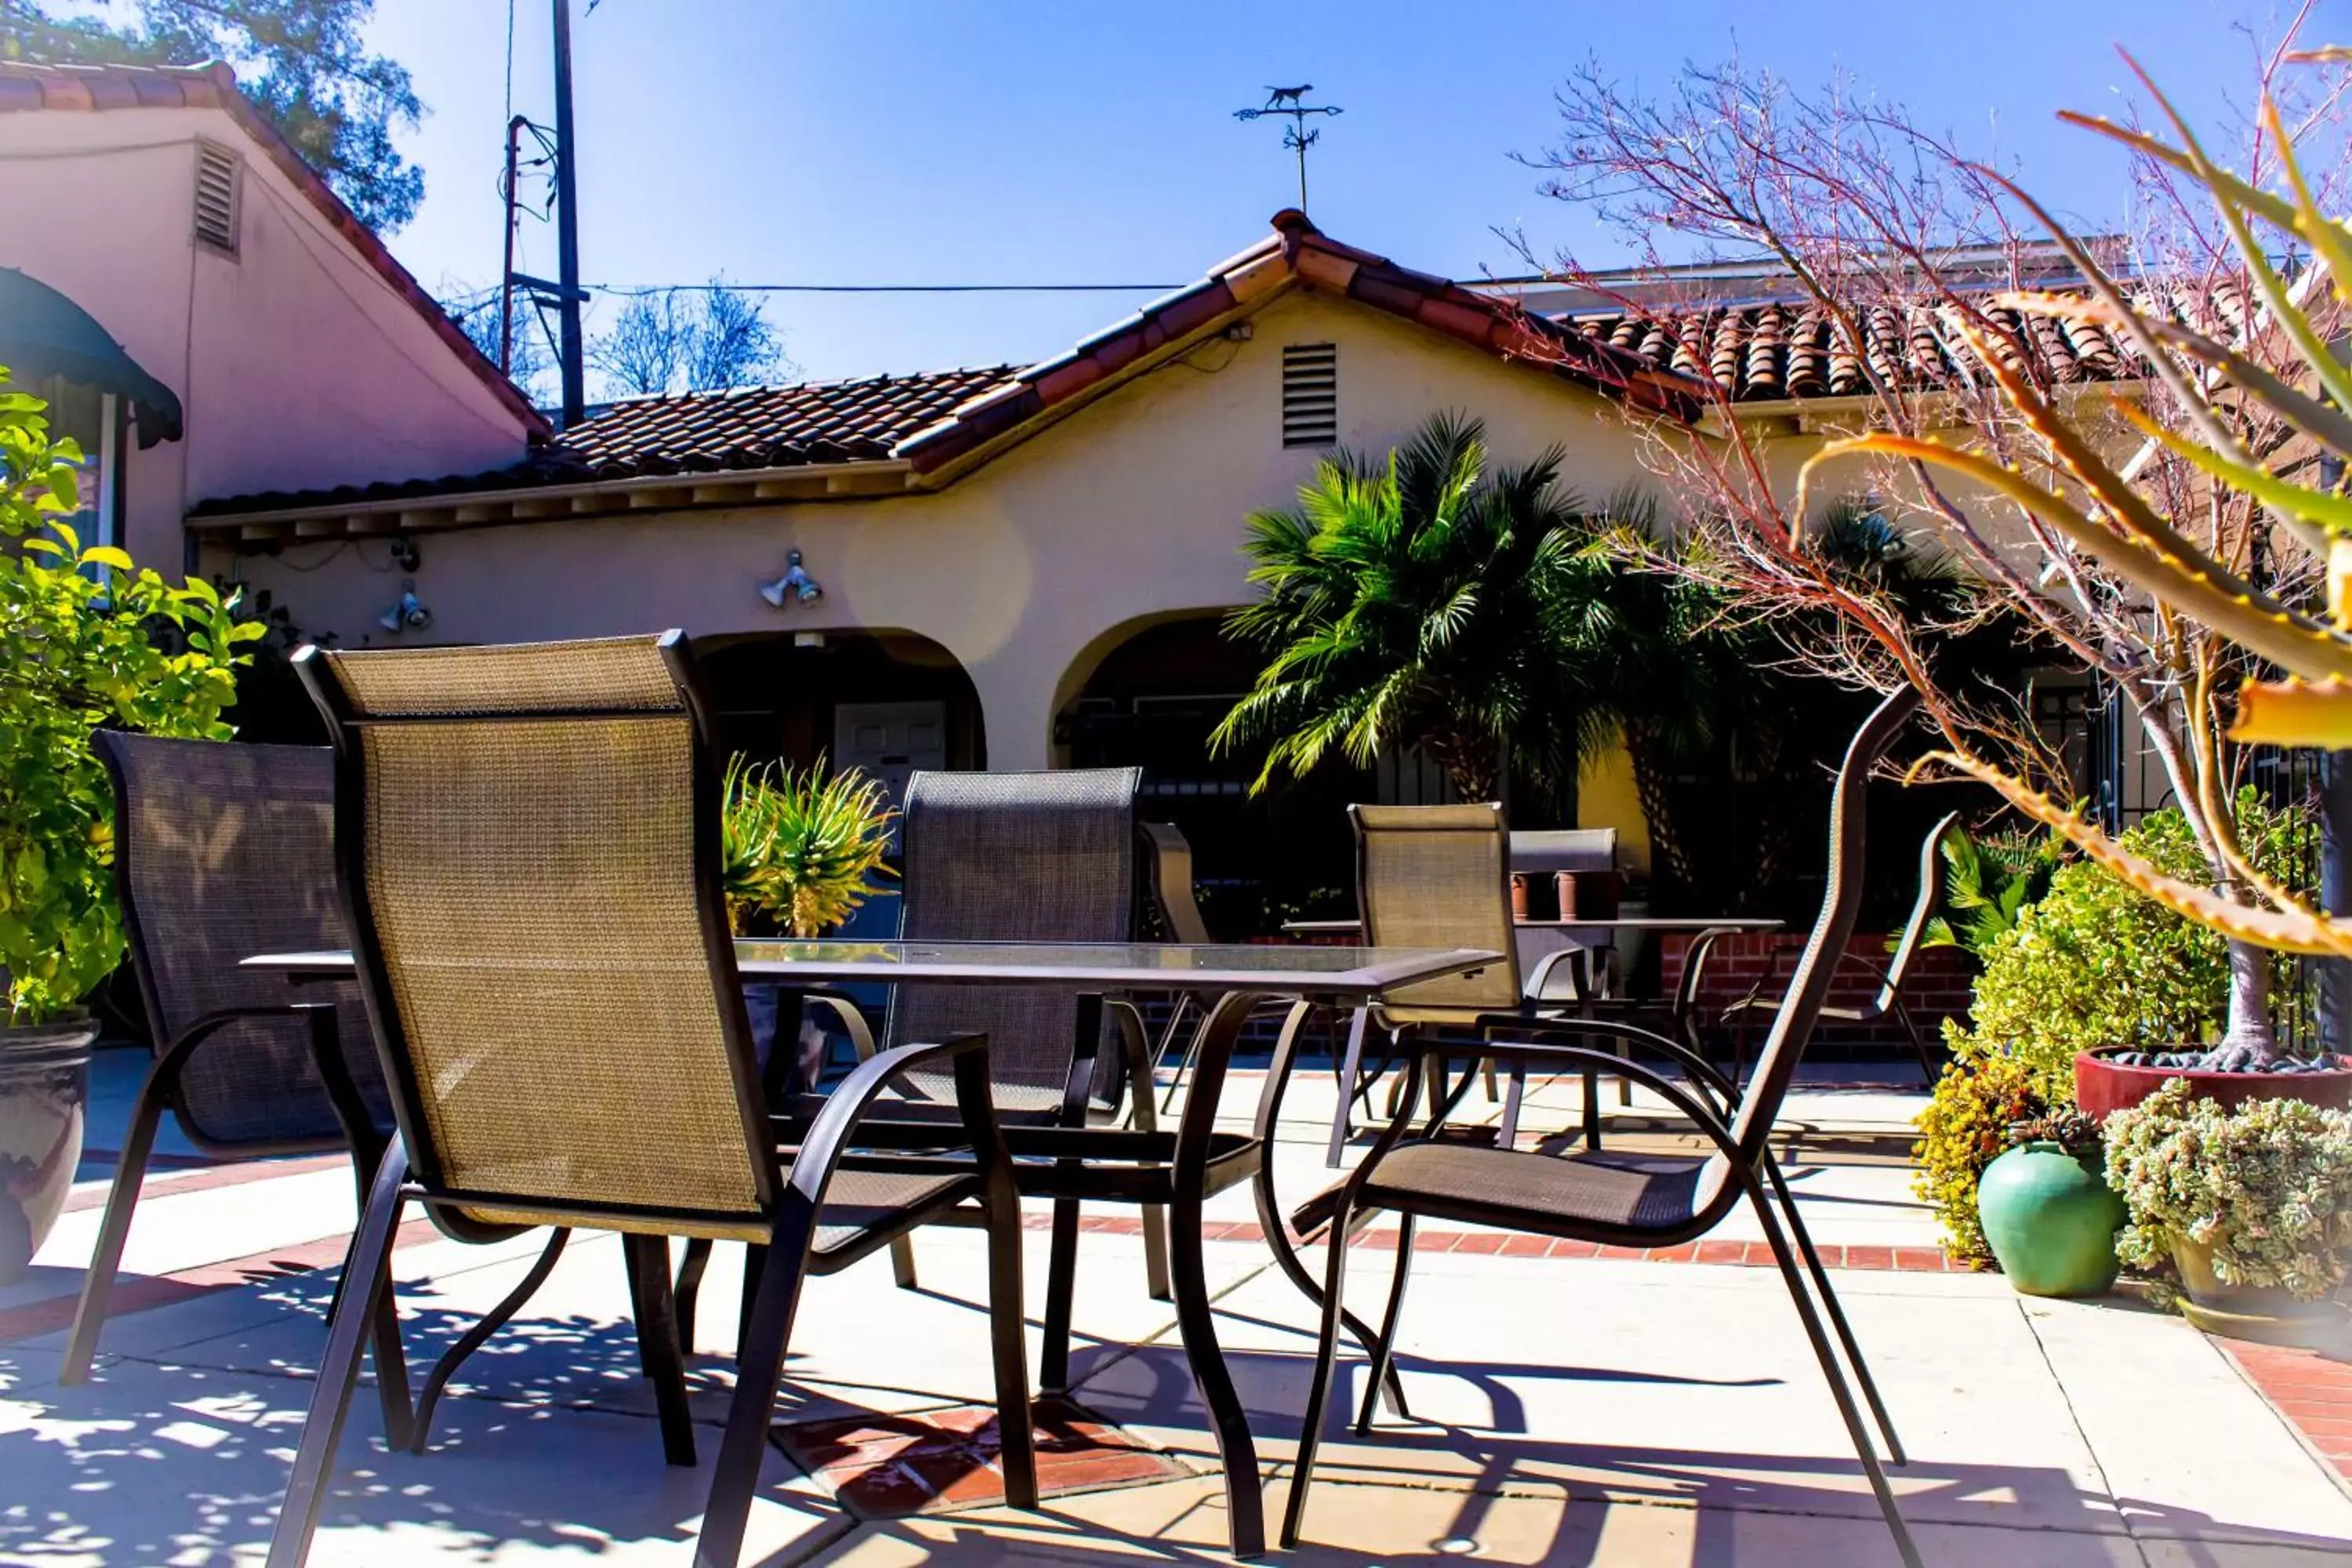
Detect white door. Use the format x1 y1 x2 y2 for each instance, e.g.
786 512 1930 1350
833 700 949 833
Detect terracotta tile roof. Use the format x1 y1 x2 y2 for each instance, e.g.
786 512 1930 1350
0 60 549 436
894 211 1706 475
186 367 1012 517
1563 295 2132 404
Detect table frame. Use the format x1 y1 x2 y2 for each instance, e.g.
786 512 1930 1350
249 939 1497 1561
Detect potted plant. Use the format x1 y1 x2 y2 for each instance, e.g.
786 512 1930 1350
1976 1106 2126 1298
722 757 896 1094
2106 1079 2352 1347
0 369 258 1281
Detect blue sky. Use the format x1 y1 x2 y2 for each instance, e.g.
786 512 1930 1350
359 1 2322 387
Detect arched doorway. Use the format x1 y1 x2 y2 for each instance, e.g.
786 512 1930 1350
1056 616 1367 938
698 628 985 792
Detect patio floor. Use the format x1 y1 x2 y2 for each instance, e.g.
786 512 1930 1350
4 1047 2349 1565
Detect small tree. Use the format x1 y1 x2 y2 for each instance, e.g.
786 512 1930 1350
0 369 260 1024
590 279 790 398
1213 412 1596 803
1517 34 2352 1055
6 0 425 232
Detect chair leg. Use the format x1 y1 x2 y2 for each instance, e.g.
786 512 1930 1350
695 1218 815 1568
266 1140 409 1568
1279 1185 1358 1552
1764 1154 1905 1465
885 1233 918 1290
980 1166 1039 1509
673 1237 713 1352
1326 1008 1371 1167
1039 1197 1083 1395
1741 1173 1923 1568
60 1046 177 1383
1352 1214 1416 1436
408 1229 570 1455
1896 1000 1939 1085
622 1236 697 1467
1497 1065 1526 1152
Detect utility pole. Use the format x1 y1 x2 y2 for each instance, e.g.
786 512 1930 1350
551 0 586 427
1234 85 1343 215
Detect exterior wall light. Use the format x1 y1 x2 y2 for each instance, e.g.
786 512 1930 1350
759 548 822 608
377 579 430 634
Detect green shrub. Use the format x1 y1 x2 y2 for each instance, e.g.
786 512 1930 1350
2106 1078 2352 1303
721 756 895 938
0 370 259 1024
1940 793 2307 1098
1912 1047 2052 1262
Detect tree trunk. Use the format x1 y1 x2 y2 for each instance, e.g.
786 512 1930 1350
1623 723 1697 895
2220 938 2281 1060
1425 731 1497 804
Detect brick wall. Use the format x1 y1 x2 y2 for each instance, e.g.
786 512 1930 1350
1660 931 1974 1054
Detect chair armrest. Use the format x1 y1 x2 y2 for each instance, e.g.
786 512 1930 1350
1471 1011 1737 1113
783 1034 1004 1210
1525 946 1587 1002
800 990 879 1062
1389 1033 1741 1157
1105 1000 1160 1134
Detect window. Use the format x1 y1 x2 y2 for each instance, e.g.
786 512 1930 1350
1281 342 1337 448
194 140 241 256
35 377 121 550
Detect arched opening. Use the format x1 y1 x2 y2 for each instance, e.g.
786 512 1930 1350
698 627 985 788
1056 615 1377 938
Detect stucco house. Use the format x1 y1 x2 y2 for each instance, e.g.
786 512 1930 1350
4 60 2146 935
0 60 544 575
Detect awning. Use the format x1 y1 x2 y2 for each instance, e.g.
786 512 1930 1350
0 268 183 447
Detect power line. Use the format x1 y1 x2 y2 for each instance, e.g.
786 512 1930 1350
586 281 1185 296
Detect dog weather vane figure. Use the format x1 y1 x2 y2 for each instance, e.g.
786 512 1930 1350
1234 85 1342 214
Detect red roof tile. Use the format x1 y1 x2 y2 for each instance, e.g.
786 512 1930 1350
894 211 1707 476
0 60 549 437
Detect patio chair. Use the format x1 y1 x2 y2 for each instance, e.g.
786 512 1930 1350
268 633 1034 1568
775 767 1172 1319
1719 809 1960 1083
1277 690 1922 1566
64 733 416 1446
1325 804 1589 1164
1139 820 1216 1111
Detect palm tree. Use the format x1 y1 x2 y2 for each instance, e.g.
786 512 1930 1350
1212 412 1596 803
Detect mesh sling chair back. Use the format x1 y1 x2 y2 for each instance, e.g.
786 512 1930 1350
1334 805 1590 1160
1722 808 1962 1083
1279 689 1925 1567
267 633 1033 1568
797 766 1171 1312
65 735 413 1432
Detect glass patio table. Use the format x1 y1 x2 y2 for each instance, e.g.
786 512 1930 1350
247 938 1498 1560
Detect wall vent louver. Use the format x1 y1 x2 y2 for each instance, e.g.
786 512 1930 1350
1281 343 1338 448
194 142 241 256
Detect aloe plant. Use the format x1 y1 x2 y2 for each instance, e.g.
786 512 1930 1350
1800 48 2352 967
721 757 896 938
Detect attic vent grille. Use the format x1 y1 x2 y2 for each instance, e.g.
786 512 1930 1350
1281 343 1338 448
194 142 241 255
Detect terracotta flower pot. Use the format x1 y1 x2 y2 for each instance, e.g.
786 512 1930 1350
0 1014 96 1285
2074 1047 2352 1123
1976 1142 2125 1298
2169 1231 2350 1351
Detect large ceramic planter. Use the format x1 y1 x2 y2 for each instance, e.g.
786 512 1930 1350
1976 1141 2125 1298
0 1014 96 1285
2169 1232 2350 1350
2074 1048 2352 1122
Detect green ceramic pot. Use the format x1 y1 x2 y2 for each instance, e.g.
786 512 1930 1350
1976 1142 2125 1298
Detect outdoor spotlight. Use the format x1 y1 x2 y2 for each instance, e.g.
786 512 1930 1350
758 547 822 608
378 579 430 634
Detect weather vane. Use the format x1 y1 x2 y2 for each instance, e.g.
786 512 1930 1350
1234 85 1343 214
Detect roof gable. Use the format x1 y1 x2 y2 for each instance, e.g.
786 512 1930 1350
0 60 549 437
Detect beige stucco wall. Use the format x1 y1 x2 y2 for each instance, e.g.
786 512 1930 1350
0 104 534 571
220 288 1664 777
